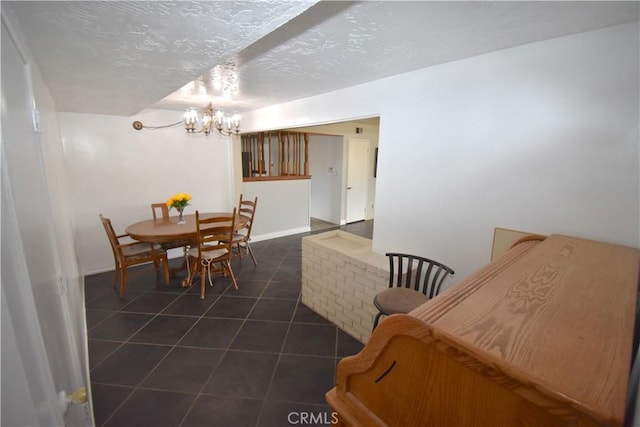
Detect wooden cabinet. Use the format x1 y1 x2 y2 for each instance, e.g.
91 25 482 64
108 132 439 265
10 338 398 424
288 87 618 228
327 235 640 426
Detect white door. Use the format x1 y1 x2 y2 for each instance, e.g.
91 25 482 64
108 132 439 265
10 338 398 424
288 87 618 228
1 18 91 426
346 138 370 223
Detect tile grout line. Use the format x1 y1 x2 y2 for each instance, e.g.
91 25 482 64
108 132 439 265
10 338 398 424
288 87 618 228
254 289 302 427
177 256 277 427
89 224 371 426
97 288 176 426
99 282 218 427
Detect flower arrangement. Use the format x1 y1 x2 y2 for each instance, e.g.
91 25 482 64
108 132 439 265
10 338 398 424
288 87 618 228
166 192 192 210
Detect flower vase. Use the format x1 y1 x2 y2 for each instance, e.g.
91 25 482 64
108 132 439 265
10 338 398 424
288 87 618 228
177 207 185 225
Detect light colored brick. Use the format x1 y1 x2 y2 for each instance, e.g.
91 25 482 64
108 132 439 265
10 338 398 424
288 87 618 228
327 270 347 284
327 299 344 314
329 254 346 268
320 260 337 272
343 309 363 325
353 296 371 310
352 322 372 341
342 293 362 308
319 301 334 316
327 287 343 300
320 290 336 303
302 232 393 345
361 285 380 300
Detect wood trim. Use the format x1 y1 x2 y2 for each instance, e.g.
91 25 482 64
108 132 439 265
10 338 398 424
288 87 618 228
242 130 310 179
243 175 311 182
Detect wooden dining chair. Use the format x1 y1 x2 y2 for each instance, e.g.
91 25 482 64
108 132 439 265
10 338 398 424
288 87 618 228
183 209 238 299
150 202 192 266
372 252 454 330
151 202 169 220
229 194 258 265
99 214 170 299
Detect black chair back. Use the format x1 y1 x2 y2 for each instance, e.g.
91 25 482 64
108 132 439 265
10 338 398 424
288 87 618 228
386 252 455 299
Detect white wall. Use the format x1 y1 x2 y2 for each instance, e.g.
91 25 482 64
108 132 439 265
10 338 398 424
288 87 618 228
309 134 343 224
241 22 640 285
28 51 91 427
242 179 310 240
59 110 239 274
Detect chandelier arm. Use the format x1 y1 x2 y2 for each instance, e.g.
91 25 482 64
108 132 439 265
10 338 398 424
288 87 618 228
217 130 236 137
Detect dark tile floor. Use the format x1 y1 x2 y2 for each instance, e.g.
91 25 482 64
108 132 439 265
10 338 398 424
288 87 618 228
86 220 373 427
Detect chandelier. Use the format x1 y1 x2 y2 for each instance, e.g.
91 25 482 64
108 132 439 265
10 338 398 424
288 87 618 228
132 103 240 136
184 103 240 136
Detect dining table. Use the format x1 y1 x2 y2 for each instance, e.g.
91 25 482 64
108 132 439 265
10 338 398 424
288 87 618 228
125 212 248 244
126 212 248 285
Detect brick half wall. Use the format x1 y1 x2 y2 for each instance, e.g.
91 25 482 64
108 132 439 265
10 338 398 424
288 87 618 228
302 231 389 343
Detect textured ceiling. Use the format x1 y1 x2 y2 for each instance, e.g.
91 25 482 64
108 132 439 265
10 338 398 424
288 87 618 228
3 1 639 117
2 1 318 115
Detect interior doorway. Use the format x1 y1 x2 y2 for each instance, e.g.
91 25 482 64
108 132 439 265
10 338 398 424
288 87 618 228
288 117 379 228
346 138 370 223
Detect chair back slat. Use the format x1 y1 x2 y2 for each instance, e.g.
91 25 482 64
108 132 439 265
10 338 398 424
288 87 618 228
413 259 425 291
386 252 455 299
237 194 258 239
421 262 435 293
405 256 416 290
430 266 448 298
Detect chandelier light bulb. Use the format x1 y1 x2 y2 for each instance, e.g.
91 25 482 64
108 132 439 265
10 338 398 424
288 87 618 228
184 107 199 132
215 110 225 126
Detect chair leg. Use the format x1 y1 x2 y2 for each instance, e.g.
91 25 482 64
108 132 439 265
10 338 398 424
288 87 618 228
162 256 170 287
199 263 207 299
152 257 161 281
119 267 128 299
182 256 196 288
224 260 239 289
247 243 257 266
113 263 121 289
372 311 384 331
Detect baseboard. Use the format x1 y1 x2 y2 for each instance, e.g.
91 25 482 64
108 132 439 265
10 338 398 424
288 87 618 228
83 266 114 276
252 226 311 242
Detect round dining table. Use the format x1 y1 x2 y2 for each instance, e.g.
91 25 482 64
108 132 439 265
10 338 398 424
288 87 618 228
125 212 247 244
